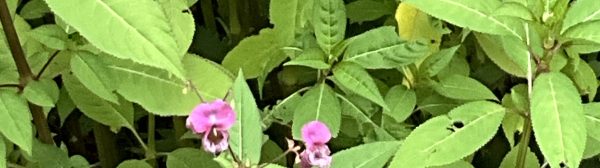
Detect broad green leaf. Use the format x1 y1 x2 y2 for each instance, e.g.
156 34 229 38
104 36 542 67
40 50 72 79
563 21 600 45
475 33 527 77
498 145 539 168
338 95 395 141
20 0 51 19
584 103 600 141
44 0 186 79
229 71 263 164
561 0 600 32
584 137 600 159
563 60 598 100
331 141 401 168
332 62 387 109
0 135 5 168
343 26 429 69
0 90 32 155
430 160 474 168
222 29 287 79
260 140 286 166
433 75 497 101
493 2 534 21
404 0 521 38
312 0 346 55
167 148 220 168
109 54 232 115
69 155 90 168
70 51 118 103
27 24 68 50
28 140 71 168
346 0 391 23
57 86 75 126
384 85 416 122
417 91 461 116
420 45 460 77
63 73 134 131
292 84 341 139
116 160 152 168
531 72 586 168
270 0 299 44
395 3 444 52
158 0 194 56
284 48 330 70
501 95 524 147
389 101 505 168
272 91 303 123
22 79 59 107
436 56 471 77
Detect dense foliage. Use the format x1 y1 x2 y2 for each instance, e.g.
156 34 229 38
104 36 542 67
1 0 600 167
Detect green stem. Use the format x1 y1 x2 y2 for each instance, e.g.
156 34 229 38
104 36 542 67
200 0 217 32
146 114 157 167
228 0 241 43
35 51 60 79
0 0 53 144
93 123 120 168
515 116 532 168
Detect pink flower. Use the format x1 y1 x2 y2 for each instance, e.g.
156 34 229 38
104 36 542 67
186 99 236 154
300 121 332 168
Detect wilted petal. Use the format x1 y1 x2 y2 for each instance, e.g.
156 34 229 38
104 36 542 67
186 99 236 133
202 128 230 154
301 121 332 147
300 144 332 168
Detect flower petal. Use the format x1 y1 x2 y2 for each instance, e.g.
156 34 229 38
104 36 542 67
301 121 332 146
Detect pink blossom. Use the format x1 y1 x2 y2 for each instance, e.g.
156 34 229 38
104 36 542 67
300 121 332 168
186 99 236 154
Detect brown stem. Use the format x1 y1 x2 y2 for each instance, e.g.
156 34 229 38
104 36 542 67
0 84 20 89
0 0 53 144
36 51 60 79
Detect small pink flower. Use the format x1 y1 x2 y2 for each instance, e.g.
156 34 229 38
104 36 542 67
186 99 236 154
300 121 332 168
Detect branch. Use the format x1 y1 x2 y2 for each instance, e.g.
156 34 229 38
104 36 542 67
36 50 60 79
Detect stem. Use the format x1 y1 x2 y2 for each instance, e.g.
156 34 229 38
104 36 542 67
200 0 217 32
0 0 53 144
516 116 533 168
0 84 20 88
146 114 157 167
130 127 149 152
228 0 241 43
257 149 295 168
227 144 242 166
93 123 120 168
187 80 206 102
35 51 60 79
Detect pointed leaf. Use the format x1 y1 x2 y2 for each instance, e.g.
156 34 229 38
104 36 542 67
27 24 68 50
222 29 287 79
562 0 600 32
292 84 341 139
404 0 521 38
531 72 586 168
44 0 186 78
167 148 220 168
383 85 416 122
434 75 497 101
20 0 51 19
117 160 152 168
563 21 600 45
338 95 395 141
229 71 263 164
333 62 387 109
312 0 346 55
563 60 598 100
584 103 600 141
395 3 444 52
475 33 527 77
22 79 60 107
343 26 429 69
389 101 505 168
331 141 401 168
158 0 195 56
498 145 539 168
420 45 460 77
70 51 118 103
346 0 391 23
0 90 32 155
430 160 474 168
29 140 71 168
284 48 330 70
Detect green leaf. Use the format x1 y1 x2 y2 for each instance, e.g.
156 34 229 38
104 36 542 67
260 140 286 166
222 29 287 79
29 140 71 168
270 0 299 44
383 85 416 122
433 75 497 101
338 94 395 141
563 60 598 100
229 71 263 164
493 2 534 21
22 79 59 107
312 0 346 55
343 26 429 69
167 148 220 168
561 0 600 32
63 73 134 131
389 101 505 168
346 0 391 23
108 54 232 116
498 145 539 168
584 137 600 159
395 3 445 51
20 0 51 19
430 160 474 168
27 24 68 50
0 90 32 155
420 45 460 77
70 51 118 103
330 141 401 168
332 62 388 109
69 155 90 168
404 0 521 38
158 0 195 56
475 33 527 77
57 86 75 126
117 160 152 168
563 21 600 45
44 0 186 79
0 135 5 168
530 72 586 168
292 84 341 139
583 103 600 141
284 48 330 70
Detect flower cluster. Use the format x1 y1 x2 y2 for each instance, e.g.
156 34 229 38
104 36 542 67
300 121 332 168
186 99 236 154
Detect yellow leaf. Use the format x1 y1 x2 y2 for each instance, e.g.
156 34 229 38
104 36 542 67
395 3 443 53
